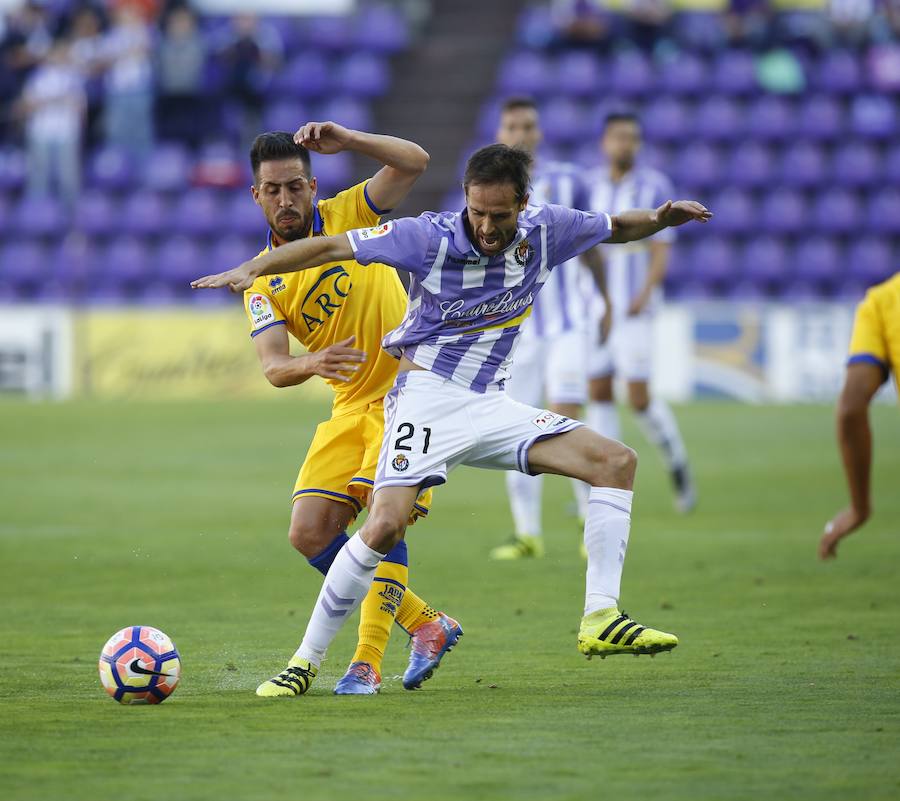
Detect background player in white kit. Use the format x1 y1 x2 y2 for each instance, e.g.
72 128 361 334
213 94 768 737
587 112 696 513
490 98 610 560
192 144 712 678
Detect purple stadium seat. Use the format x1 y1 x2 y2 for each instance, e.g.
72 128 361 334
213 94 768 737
642 97 692 142
55 233 95 286
812 189 861 235
477 100 503 139
711 51 757 95
224 193 264 238
141 144 192 193
815 50 862 94
156 236 203 283
883 146 900 184
708 188 755 235
541 97 586 145
263 101 310 134
726 142 775 189
208 235 258 275
102 236 151 284
778 142 826 189
760 189 806 235
691 237 735 285
867 43 900 93
745 96 794 141
304 15 353 52
309 151 352 196
168 189 222 237
797 95 843 141
270 54 331 99
742 237 789 288
497 52 552 97
0 148 26 192
315 97 372 133
724 278 768 301
119 192 168 237
850 95 897 139
0 241 47 286
672 143 720 190
138 282 180 305
73 190 116 237
88 147 134 191
831 143 880 188
778 280 829 302
556 52 602 98
659 52 707 95
336 53 390 98
694 96 743 142
607 51 654 97
847 239 894 284
354 4 409 54
12 196 68 237
671 12 728 53
865 189 900 234
793 238 842 284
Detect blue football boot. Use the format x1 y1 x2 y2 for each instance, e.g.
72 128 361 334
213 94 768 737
334 661 381 695
402 613 463 690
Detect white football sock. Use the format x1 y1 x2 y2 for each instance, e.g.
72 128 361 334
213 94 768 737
505 470 542 537
583 487 632 615
635 399 688 469
295 534 383 667
587 401 621 443
571 478 590 522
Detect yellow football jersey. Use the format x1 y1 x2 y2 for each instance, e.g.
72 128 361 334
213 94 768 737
244 181 407 413
848 272 900 387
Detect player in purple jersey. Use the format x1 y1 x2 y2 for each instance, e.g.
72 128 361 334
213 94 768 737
587 112 696 513
193 144 711 671
491 97 610 560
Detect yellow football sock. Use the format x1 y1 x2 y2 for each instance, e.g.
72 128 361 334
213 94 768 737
353 560 408 671
395 592 440 633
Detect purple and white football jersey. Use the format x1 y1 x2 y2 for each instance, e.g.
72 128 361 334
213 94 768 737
346 203 612 393
527 161 593 339
587 165 675 317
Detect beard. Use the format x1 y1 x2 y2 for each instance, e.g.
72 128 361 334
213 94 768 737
271 211 312 243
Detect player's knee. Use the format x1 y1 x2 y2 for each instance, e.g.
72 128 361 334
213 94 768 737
362 509 406 553
630 396 650 413
288 519 332 558
588 439 637 488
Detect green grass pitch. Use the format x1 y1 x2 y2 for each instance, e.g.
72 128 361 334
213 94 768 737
1 398 899 801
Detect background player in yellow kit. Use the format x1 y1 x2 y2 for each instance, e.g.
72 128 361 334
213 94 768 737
241 124 461 695
819 272 900 560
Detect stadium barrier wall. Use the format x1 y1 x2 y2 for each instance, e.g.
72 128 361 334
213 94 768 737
0 304 894 403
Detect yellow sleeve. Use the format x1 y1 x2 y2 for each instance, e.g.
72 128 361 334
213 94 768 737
317 180 384 234
244 283 287 338
847 290 889 375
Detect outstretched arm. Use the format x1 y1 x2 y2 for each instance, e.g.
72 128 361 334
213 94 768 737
294 121 429 212
818 362 884 559
608 200 711 244
191 233 355 292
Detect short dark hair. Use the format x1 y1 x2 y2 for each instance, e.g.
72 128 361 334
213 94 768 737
501 96 538 114
249 131 311 183
603 111 641 132
463 144 533 203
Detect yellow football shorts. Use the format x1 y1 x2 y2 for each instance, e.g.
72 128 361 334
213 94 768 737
292 400 431 522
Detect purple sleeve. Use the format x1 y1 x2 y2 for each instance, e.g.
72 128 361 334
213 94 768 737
346 217 432 277
544 203 612 265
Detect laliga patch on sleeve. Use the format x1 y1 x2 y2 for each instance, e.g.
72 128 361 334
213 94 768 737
248 293 275 329
532 410 564 430
356 221 393 241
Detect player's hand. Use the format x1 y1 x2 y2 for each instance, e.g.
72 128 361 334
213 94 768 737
599 306 612 344
655 200 712 228
818 506 870 560
628 291 649 317
191 261 258 293
294 121 354 155
307 336 367 382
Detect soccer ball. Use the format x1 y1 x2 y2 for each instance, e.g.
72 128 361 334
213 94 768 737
98 626 181 704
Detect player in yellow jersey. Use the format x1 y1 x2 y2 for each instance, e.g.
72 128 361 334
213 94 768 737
239 124 461 695
819 272 900 559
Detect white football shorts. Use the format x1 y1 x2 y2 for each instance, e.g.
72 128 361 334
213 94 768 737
375 369 584 492
589 314 654 382
506 326 589 407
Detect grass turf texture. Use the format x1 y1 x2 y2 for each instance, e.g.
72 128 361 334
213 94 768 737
1 399 899 801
